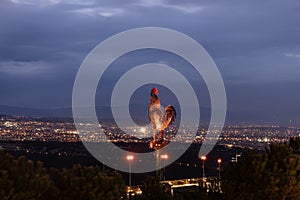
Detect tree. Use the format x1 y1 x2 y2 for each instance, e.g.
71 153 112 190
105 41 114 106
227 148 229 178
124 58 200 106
0 151 58 200
222 138 300 200
49 164 126 200
0 150 126 200
140 176 172 200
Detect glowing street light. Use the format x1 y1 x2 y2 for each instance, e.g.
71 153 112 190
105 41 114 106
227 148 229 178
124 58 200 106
200 156 207 182
126 155 134 161
160 154 169 180
217 158 222 180
126 155 134 188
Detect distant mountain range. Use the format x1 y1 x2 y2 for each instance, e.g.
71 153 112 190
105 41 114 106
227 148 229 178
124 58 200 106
0 105 113 119
0 105 299 126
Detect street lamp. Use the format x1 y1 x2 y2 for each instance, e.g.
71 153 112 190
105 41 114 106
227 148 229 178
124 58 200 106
126 155 134 188
217 158 222 180
200 156 207 181
160 154 168 180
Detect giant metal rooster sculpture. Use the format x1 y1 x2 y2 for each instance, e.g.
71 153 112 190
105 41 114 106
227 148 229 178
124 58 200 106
148 87 176 148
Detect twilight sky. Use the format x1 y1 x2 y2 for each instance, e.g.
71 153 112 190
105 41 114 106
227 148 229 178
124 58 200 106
0 0 300 124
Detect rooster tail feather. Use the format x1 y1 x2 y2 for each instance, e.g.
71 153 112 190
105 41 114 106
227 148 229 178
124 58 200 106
165 105 176 126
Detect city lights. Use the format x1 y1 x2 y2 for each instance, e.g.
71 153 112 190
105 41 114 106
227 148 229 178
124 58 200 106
1 115 299 149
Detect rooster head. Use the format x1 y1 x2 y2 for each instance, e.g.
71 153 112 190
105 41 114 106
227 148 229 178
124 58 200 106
151 87 159 95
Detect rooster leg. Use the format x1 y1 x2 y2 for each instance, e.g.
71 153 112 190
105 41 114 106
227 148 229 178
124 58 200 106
160 130 165 140
153 129 157 141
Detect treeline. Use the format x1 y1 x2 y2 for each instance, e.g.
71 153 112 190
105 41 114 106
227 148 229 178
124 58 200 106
0 151 125 200
222 137 300 200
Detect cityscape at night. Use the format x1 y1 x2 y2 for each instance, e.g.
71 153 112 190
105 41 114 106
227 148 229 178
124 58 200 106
1 115 300 150
1 113 300 199
1 0 300 199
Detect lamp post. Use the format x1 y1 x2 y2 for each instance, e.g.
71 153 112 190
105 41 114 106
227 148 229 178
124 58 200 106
126 155 134 188
200 156 207 188
235 153 241 163
217 158 222 180
160 154 168 180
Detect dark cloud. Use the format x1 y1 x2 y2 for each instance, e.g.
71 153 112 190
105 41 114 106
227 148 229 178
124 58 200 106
0 0 300 123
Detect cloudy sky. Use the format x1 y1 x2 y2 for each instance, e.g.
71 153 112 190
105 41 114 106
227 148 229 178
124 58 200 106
0 0 300 123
